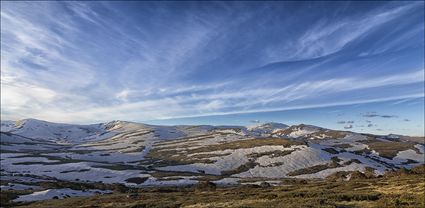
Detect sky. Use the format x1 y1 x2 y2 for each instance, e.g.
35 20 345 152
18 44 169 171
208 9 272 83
1 1 424 136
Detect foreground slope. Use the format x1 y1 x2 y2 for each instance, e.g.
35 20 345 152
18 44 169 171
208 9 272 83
4 167 425 208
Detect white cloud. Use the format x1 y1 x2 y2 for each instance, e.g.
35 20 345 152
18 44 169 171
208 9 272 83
157 93 424 120
1 2 423 124
266 2 420 62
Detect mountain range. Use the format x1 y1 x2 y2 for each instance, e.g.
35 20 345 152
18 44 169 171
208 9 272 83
1 118 424 202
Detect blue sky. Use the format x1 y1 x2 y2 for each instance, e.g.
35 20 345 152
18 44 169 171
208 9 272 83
1 1 424 136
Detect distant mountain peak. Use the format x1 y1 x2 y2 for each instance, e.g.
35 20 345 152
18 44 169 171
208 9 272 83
247 122 289 136
247 122 288 129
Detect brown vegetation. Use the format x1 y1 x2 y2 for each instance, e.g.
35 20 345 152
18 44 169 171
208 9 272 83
7 170 423 208
362 139 416 159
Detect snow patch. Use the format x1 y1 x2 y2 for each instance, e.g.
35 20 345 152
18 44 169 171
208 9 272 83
13 188 112 202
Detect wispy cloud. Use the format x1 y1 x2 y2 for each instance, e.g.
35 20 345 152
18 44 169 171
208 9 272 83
0 1 424 127
267 1 421 61
344 124 353 129
362 112 398 118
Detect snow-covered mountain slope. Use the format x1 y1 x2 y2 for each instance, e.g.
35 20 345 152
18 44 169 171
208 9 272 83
247 122 289 136
1 119 424 190
0 120 16 132
1 119 114 144
272 124 325 138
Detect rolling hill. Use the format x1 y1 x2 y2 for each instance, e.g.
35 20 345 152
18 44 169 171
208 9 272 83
1 118 424 204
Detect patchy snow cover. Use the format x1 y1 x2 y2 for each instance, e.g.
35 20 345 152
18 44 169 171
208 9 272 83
6 119 115 144
319 134 369 151
415 144 425 154
247 122 288 136
149 125 188 140
0 183 42 191
0 175 55 183
140 177 198 187
395 149 425 163
255 145 314 167
213 177 240 185
288 125 320 138
0 132 48 144
158 145 303 175
1 154 151 184
0 153 61 164
13 188 112 202
1 118 424 188
45 151 146 163
240 180 282 186
0 120 16 132
155 133 247 151
293 163 367 179
235 145 331 178
335 152 387 174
